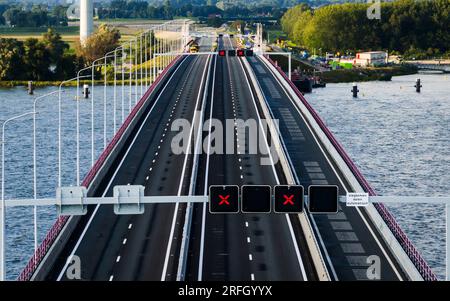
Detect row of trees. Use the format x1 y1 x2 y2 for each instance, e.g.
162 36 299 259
96 0 284 19
281 0 450 56
1 4 68 27
0 29 81 81
0 24 156 81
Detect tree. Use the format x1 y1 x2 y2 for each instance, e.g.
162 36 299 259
42 28 70 79
0 38 26 80
23 38 52 80
281 0 450 56
280 3 310 39
75 24 121 65
163 0 173 19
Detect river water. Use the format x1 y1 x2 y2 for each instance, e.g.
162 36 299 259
0 73 449 280
0 84 139 279
306 73 450 279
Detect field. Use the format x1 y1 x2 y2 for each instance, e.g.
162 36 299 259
0 26 79 48
0 20 174 48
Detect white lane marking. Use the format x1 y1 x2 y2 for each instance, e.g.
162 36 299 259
198 55 217 281
161 54 211 281
260 57 403 280
249 254 253 261
245 222 249 228
251 273 255 281
149 167 153 171
116 256 121 263
238 57 308 280
55 57 189 281
128 223 133 229
146 176 149 180
247 237 251 243
177 54 212 280
123 238 127 245
109 275 114 281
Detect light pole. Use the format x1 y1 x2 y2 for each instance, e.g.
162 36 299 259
1 111 36 281
76 66 95 185
58 75 90 188
33 90 59 252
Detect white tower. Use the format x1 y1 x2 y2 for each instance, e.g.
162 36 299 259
80 0 94 43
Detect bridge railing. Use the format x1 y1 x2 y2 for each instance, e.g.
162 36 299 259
264 55 437 281
14 21 189 281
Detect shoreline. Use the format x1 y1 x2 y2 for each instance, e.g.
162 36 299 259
319 65 418 83
270 54 418 83
0 64 419 88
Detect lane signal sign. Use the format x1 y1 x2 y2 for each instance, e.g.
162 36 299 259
218 50 226 57
209 185 239 214
274 185 304 213
241 185 271 213
237 49 245 57
308 185 339 214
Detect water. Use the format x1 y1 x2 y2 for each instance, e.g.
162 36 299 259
306 73 450 279
0 84 141 279
0 73 449 280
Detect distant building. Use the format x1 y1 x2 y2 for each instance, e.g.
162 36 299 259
355 51 388 67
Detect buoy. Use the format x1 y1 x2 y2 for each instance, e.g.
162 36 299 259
352 83 359 98
414 78 422 93
83 84 90 99
28 81 34 95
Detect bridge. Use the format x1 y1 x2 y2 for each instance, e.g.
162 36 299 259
405 60 450 73
0 20 443 282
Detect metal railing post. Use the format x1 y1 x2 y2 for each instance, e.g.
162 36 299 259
1 111 36 281
33 90 59 252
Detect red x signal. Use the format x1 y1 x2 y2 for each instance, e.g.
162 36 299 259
219 195 230 205
219 50 226 57
283 194 294 205
237 49 245 57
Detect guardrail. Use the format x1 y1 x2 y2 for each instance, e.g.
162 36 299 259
264 55 438 281
17 56 182 281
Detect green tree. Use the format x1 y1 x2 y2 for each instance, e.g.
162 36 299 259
0 38 26 80
75 24 121 65
42 28 70 79
163 0 173 19
23 38 52 80
280 3 310 39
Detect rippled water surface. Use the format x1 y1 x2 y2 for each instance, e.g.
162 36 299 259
306 73 450 279
0 85 138 279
